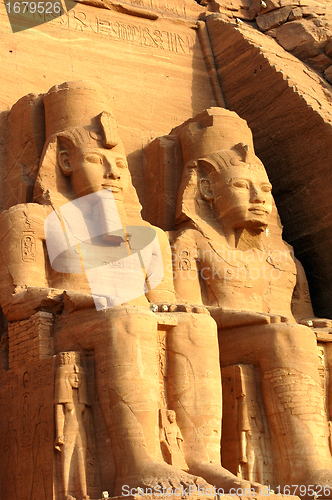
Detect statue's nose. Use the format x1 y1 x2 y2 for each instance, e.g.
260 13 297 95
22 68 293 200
104 159 121 179
250 186 265 203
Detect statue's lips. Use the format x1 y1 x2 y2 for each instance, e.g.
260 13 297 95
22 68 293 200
101 184 121 192
249 208 268 215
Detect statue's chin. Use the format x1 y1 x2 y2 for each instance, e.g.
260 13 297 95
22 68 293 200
234 219 268 234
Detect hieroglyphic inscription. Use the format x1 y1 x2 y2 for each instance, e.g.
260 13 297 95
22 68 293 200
22 10 195 55
157 329 167 408
63 11 195 54
0 360 54 500
126 0 187 18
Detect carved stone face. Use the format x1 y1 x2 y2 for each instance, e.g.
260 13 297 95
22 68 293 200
68 145 130 200
211 162 273 231
68 372 82 389
167 412 176 423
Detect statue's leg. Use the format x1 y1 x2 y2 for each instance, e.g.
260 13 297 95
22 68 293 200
167 312 257 493
62 439 75 499
55 307 208 495
219 322 332 491
75 437 88 499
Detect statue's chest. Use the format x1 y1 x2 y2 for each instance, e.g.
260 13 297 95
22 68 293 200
199 247 297 294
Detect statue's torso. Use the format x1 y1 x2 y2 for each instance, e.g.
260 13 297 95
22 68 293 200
175 229 297 318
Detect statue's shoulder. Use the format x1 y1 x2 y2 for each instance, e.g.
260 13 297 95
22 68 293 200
0 203 52 237
0 202 52 218
172 227 205 246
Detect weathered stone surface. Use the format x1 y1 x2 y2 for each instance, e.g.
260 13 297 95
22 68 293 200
206 14 332 317
324 64 332 84
276 19 329 58
256 5 292 31
288 6 303 21
326 37 332 58
305 53 332 72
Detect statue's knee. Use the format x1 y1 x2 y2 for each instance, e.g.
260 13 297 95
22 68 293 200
171 312 218 351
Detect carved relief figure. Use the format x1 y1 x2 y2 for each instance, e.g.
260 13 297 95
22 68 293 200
54 352 90 500
239 400 266 484
160 409 188 471
0 83 255 495
171 107 332 491
3 416 18 500
30 405 52 500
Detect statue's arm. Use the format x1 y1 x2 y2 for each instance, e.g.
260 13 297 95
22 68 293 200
172 231 287 327
291 257 315 321
54 404 65 451
144 226 176 304
292 257 332 327
0 203 64 321
171 231 203 305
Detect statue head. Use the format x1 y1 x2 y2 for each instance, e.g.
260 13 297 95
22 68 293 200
33 81 142 218
166 410 176 424
195 149 273 233
54 351 89 405
174 108 276 236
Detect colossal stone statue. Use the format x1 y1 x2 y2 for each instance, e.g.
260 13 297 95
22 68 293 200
171 107 332 493
0 82 256 498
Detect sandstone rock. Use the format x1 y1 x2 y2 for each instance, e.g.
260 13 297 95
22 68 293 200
266 27 279 37
256 6 292 31
252 0 280 15
305 52 332 72
325 37 332 57
324 64 332 83
276 19 329 58
288 6 303 21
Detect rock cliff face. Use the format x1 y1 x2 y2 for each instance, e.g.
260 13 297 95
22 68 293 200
200 0 332 84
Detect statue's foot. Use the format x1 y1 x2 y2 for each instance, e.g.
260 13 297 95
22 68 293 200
65 496 76 500
115 462 210 496
188 462 262 494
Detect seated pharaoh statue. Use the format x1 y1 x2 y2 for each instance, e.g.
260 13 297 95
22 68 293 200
0 82 259 498
169 108 332 493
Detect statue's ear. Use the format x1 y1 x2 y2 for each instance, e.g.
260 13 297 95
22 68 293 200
199 178 214 201
57 150 73 177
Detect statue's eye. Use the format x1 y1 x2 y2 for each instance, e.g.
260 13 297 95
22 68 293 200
116 159 127 169
232 179 249 189
84 155 102 164
261 184 272 192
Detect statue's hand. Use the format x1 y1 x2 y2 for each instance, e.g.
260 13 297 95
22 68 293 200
207 307 290 329
299 317 332 328
152 303 210 314
55 435 65 451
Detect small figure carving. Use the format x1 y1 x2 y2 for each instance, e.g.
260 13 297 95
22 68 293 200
160 410 188 471
54 352 90 500
239 400 266 484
